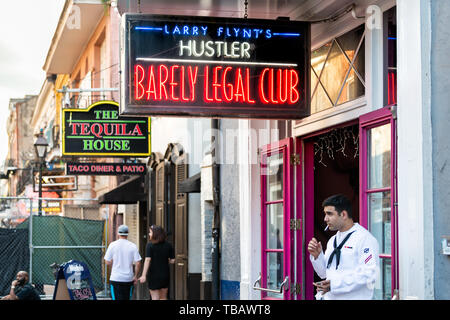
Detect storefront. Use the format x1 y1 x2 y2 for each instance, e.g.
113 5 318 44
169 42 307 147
117 0 446 300
117 5 312 301
251 3 399 300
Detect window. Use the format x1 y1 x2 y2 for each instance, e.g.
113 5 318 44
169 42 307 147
264 153 285 299
385 7 397 106
367 123 392 300
258 138 294 300
78 72 92 108
311 26 366 114
360 108 398 300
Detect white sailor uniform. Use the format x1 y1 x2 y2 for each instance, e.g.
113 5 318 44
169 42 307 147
310 223 379 300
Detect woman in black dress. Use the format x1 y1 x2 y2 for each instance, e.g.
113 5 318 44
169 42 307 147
139 225 175 300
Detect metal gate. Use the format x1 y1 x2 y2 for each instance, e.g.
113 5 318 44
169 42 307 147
0 196 109 299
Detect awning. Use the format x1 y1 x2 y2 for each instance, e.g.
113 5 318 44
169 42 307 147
179 173 201 193
98 176 146 204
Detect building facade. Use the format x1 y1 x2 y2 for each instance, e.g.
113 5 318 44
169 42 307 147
117 0 450 300
6 95 38 197
3 0 447 300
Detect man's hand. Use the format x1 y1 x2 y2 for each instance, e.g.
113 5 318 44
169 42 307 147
313 280 330 294
308 237 323 259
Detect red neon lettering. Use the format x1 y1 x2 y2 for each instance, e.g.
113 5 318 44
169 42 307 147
146 65 157 100
188 66 198 101
234 68 245 102
133 64 300 105
388 72 393 104
134 64 145 100
259 68 270 104
180 66 189 102
213 66 223 103
289 69 299 104
278 69 288 103
159 64 169 100
245 68 255 104
269 69 278 104
170 65 180 101
204 66 213 102
388 71 397 105
222 66 233 102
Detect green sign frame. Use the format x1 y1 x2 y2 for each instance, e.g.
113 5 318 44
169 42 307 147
62 101 151 157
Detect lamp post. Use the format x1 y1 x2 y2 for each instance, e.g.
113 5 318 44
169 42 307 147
34 129 48 216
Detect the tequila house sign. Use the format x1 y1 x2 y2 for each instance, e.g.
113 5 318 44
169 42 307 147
62 101 151 157
120 14 310 119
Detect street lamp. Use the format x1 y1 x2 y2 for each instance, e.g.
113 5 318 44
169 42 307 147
34 129 48 216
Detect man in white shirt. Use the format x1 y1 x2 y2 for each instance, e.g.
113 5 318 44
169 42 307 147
104 224 142 300
307 194 379 300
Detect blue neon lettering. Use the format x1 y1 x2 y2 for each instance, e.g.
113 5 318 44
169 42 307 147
273 32 301 37
193 26 199 35
159 24 296 40
135 27 162 31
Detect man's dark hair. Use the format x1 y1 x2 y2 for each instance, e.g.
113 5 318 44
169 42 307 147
322 194 353 219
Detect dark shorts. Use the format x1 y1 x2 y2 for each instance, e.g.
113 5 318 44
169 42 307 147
110 281 134 300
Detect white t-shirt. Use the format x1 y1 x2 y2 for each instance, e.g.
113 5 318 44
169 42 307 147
309 223 379 300
104 238 142 282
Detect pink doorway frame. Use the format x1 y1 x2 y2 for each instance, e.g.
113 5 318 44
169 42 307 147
359 106 399 297
299 120 358 300
296 107 398 300
260 137 294 300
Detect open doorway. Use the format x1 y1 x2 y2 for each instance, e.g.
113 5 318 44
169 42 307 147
303 123 359 299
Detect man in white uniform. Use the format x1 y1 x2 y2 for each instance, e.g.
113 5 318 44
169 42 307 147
308 194 379 300
104 224 142 300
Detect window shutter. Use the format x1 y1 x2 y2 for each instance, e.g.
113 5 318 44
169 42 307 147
174 159 188 300
155 161 166 227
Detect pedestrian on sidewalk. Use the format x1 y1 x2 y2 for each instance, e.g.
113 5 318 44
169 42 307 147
104 224 142 300
307 194 379 300
1 271 41 300
139 225 175 300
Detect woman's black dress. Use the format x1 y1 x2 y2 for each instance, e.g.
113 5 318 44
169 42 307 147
145 241 175 290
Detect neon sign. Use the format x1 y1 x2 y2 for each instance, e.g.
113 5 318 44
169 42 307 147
120 14 310 119
62 101 151 157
